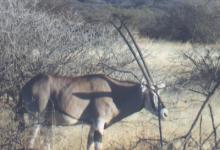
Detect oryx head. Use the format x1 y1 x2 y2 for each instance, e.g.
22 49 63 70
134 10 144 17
112 20 168 120
141 80 168 120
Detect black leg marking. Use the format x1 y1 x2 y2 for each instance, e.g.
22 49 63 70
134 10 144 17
87 127 94 150
94 131 102 143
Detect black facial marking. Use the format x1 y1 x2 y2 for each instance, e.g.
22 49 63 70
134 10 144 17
150 91 157 111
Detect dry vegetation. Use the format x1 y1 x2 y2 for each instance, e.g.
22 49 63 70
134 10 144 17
0 0 220 150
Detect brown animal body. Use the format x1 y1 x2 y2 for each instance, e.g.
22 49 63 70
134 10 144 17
16 73 168 150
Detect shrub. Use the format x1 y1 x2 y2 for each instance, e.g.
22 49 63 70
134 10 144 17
139 3 220 43
0 0 143 149
0 0 142 100
183 48 220 90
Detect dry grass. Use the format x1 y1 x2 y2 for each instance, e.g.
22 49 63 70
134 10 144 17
1 39 220 149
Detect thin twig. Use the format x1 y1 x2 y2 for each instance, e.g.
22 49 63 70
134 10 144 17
98 63 140 81
201 123 220 146
188 88 208 96
184 81 220 140
182 135 191 150
183 53 200 72
199 115 203 150
208 104 217 148
191 136 199 147
131 137 168 149
158 102 163 149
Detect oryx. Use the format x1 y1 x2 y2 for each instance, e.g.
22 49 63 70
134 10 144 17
15 73 168 150
15 20 169 150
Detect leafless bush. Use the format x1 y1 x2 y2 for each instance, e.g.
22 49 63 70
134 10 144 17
183 48 220 91
0 0 141 100
0 0 146 149
171 48 220 149
0 98 23 150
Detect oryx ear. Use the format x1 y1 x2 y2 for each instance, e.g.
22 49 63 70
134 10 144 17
157 83 166 89
152 90 159 110
141 78 147 92
157 83 166 95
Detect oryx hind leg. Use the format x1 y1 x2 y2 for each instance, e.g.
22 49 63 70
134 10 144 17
86 119 105 150
94 118 105 150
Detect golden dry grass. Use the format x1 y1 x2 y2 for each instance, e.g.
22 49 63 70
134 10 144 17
1 39 220 150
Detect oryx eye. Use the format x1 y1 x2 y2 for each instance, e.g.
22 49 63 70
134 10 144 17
160 108 169 119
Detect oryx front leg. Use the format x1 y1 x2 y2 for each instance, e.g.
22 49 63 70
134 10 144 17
87 127 95 150
28 124 41 149
94 119 105 150
42 126 52 150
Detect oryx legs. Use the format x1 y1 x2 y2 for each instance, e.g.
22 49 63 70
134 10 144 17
28 112 52 150
87 119 105 150
87 126 95 150
28 124 41 149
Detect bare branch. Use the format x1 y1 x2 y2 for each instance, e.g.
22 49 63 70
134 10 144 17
98 63 140 81
179 81 220 148
188 88 208 96
199 115 203 150
183 53 200 71
158 101 163 149
131 137 168 149
208 104 217 148
182 135 192 150
201 123 220 146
